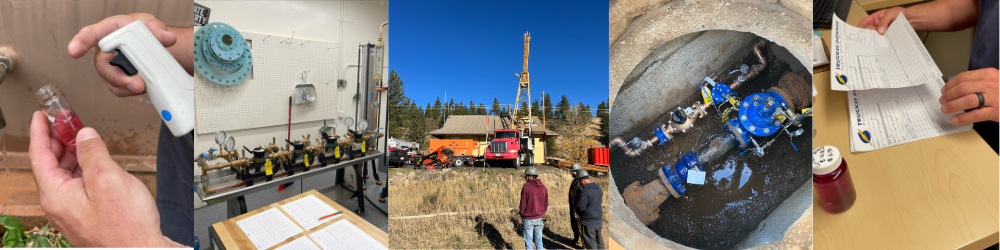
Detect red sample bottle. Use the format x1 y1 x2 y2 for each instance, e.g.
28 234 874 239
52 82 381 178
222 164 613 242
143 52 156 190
36 84 84 147
813 146 856 213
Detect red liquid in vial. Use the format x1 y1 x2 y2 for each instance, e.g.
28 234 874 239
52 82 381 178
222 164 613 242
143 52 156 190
813 159 856 214
50 110 84 147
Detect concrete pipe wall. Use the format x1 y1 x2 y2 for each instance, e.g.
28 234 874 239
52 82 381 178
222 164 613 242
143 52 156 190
608 0 813 249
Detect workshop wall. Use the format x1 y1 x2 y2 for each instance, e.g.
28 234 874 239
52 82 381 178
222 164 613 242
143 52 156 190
0 0 192 156
192 1 389 155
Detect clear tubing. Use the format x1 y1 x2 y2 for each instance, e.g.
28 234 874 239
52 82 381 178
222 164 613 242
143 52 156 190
36 84 84 147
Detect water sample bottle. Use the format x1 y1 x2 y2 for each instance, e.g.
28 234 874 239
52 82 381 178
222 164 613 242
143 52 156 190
813 146 856 213
36 84 84 147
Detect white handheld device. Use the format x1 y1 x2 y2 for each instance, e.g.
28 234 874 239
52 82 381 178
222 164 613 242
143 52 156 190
98 21 194 137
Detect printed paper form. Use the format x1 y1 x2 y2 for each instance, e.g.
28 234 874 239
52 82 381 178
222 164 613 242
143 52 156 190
848 77 972 152
308 220 387 250
280 194 341 230
235 207 304 250
830 13 943 91
274 237 321 250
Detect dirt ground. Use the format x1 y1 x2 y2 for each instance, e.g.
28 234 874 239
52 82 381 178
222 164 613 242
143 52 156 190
1 167 156 229
388 165 609 249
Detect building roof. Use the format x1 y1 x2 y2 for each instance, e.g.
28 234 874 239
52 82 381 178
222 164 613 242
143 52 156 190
430 115 558 137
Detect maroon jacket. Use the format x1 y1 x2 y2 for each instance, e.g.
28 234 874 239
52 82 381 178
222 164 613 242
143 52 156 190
519 178 549 219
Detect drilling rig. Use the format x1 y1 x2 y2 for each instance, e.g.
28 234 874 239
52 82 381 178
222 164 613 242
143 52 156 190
484 32 536 168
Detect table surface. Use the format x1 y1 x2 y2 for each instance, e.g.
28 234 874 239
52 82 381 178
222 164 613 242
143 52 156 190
211 190 389 250
814 1 999 249
855 0 926 11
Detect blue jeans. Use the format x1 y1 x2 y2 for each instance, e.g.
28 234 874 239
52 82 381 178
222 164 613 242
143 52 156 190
523 218 544 250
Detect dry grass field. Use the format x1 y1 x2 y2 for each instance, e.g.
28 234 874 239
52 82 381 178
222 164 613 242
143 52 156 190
388 165 609 249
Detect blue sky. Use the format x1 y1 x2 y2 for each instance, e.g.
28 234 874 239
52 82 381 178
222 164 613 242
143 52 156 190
388 0 608 115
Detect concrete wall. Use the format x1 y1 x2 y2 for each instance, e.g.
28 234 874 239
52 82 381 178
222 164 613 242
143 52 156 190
610 30 756 138
608 1 813 249
192 1 388 158
0 0 192 155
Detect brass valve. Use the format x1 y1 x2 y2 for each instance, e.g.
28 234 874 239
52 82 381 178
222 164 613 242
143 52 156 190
201 158 250 176
218 150 239 162
362 130 384 141
268 150 292 163
263 137 281 154
337 137 353 150
298 134 312 147
305 139 325 156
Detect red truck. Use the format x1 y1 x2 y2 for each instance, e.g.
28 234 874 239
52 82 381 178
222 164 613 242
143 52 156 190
484 128 534 168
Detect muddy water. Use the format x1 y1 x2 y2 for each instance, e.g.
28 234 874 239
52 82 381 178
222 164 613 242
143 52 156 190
611 43 812 250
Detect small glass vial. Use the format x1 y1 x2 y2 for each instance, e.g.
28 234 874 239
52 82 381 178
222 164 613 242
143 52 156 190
813 146 857 213
36 84 84 147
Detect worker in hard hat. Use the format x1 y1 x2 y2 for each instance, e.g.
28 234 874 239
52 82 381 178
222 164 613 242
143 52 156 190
568 163 585 247
575 170 605 249
519 166 548 250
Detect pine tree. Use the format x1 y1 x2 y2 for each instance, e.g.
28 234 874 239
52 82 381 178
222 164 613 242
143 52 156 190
597 101 609 144
517 101 529 116
543 93 553 121
386 70 408 140
531 99 541 118
405 100 426 143
556 95 571 119
430 98 442 120
491 98 502 116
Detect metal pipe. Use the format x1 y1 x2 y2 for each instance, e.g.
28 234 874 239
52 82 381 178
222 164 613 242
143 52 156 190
729 39 767 90
611 136 658 158
378 22 388 43
695 133 736 164
355 45 363 131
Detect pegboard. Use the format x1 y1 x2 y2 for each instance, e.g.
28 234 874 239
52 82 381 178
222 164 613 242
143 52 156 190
195 31 339 134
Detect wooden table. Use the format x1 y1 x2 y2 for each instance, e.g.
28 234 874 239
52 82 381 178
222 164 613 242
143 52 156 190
210 190 388 250
813 2 1000 248
856 0 926 11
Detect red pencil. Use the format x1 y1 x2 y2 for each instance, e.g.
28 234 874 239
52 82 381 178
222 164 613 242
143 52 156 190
319 211 343 220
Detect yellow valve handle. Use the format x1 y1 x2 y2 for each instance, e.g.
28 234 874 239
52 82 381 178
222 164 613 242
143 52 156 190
304 154 310 167
362 141 366 153
265 160 273 176
334 146 341 158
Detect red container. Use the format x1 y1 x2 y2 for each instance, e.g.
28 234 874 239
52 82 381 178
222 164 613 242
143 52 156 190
813 146 857 214
588 147 609 166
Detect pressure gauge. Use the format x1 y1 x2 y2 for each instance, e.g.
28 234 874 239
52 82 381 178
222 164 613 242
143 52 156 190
358 119 369 131
215 131 227 145
344 117 355 128
224 137 235 152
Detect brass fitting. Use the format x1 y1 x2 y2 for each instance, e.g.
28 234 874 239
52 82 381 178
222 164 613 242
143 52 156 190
268 150 292 164
305 138 325 156
263 137 281 154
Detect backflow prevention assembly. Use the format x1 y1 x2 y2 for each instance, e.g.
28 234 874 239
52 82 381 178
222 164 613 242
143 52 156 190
611 40 813 225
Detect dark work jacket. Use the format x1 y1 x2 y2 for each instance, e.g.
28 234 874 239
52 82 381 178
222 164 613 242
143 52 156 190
568 178 584 213
575 182 604 228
